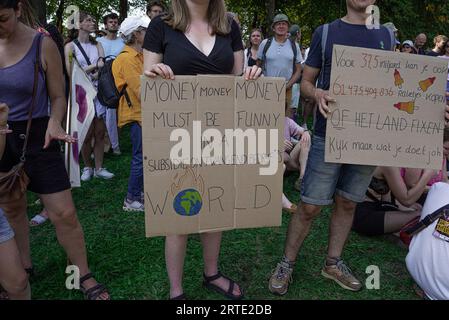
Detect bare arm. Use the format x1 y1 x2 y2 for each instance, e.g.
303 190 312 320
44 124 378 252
143 49 174 79
0 103 12 159
233 50 244 76
300 65 320 100
381 166 435 207
301 64 335 118
96 43 105 68
64 42 74 79
443 165 448 183
64 41 97 75
286 63 301 90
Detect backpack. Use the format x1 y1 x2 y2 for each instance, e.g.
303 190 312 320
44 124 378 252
261 37 298 74
97 55 132 109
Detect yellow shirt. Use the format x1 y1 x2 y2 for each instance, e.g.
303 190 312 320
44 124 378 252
112 45 143 128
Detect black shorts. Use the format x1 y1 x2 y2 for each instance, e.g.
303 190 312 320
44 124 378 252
0 117 71 195
352 201 399 236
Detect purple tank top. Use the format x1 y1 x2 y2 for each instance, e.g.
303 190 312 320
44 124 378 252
0 33 49 121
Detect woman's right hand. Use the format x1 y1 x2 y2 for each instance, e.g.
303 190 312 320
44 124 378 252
144 63 175 80
314 88 336 119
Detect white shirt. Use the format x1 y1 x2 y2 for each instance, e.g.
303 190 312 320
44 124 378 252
406 182 449 300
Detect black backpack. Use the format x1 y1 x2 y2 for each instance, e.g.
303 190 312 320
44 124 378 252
97 55 132 109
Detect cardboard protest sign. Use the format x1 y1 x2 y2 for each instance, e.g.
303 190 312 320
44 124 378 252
141 75 285 237
325 45 447 170
65 61 96 187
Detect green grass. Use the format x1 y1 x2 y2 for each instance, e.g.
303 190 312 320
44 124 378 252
27 126 418 300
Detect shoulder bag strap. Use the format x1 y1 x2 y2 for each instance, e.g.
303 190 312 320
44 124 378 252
318 23 329 89
20 33 44 163
73 39 92 66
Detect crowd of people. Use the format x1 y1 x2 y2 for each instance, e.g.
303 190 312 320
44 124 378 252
0 0 449 300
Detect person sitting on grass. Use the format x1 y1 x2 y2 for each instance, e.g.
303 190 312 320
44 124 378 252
283 105 310 192
352 128 449 238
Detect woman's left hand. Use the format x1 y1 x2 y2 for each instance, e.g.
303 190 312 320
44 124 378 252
44 118 77 149
244 65 262 80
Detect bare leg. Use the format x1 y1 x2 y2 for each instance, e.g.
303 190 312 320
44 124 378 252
80 123 95 168
384 210 421 234
40 190 109 300
2 195 32 269
201 232 241 296
301 97 315 128
284 202 322 261
288 142 310 179
403 169 422 189
0 239 30 300
282 193 293 209
327 195 356 258
93 118 106 171
165 234 188 298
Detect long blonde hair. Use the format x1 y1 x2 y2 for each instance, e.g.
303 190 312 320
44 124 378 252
163 0 231 36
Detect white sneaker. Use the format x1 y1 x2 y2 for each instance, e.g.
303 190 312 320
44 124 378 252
123 198 144 212
112 147 121 156
94 168 115 179
81 167 93 181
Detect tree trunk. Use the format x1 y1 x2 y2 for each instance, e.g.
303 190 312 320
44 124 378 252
264 0 275 36
31 0 47 25
119 0 128 22
55 0 65 33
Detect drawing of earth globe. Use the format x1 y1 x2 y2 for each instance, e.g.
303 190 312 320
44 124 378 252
173 189 203 216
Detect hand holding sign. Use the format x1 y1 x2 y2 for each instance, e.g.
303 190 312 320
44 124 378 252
244 65 263 81
315 88 336 119
144 63 175 80
325 45 447 170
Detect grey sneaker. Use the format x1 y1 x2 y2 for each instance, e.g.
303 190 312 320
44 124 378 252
321 259 362 291
94 168 115 179
112 147 121 156
123 198 144 212
268 261 293 295
81 167 93 182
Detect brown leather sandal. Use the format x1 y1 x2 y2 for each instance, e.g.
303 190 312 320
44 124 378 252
80 273 110 300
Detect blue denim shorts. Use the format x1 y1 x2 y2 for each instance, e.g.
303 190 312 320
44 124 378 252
301 135 376 206
0 209 14 244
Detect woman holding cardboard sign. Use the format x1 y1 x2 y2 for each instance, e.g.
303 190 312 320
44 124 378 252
143 0 262 300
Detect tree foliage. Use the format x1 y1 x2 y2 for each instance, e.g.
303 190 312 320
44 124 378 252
43 0 449 46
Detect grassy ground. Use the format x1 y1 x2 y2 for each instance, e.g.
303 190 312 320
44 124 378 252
27 126 418 300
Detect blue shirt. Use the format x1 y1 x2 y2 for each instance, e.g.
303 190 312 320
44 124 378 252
97 37 125 58
306 19 392 137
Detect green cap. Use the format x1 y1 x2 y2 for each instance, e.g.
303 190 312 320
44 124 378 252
289 24 300 36
272 14 289 28
383 22 398 32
